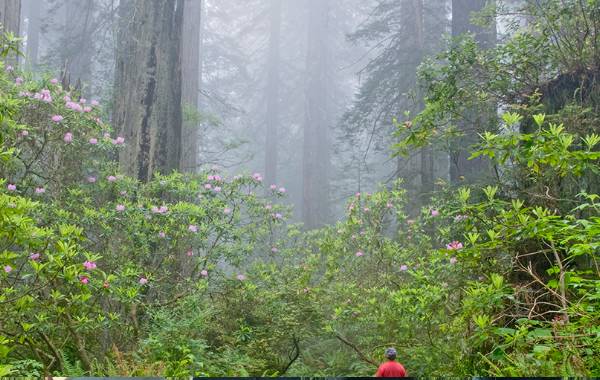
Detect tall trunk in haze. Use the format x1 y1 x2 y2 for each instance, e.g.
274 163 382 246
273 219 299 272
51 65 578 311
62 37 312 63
113 0 184 181
451 0 496 183
303 0 330 229
0 0 20 35
180 0 202 172
23 0 40 68
413 0 435 200
62 0 94 92
264 0 282 187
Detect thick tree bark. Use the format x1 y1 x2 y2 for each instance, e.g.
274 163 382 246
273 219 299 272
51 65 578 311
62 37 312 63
23 0 40 68
0 0 20 35
113 0 184 182
302 0 330 229
264 0 282 187
180 0 201 172
450 0 496 183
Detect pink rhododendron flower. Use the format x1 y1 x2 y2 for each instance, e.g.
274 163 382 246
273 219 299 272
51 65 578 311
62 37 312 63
139 277 148 285
363 207 370 212
63 132 73 143
50 78 59 84
89 138 98 144
83 261 97 270
35 187 45 194
187 250 193 257
113 136 125 145
29 253 41 261
20 130 29 137
449 256 458 264
87 176 96 183
265 204 272 210
115 204 125 212
236 274 246 281
386 202 393 208
400 264 408 271
91 100 99 106
431 209 439 217
207 175 215 181
63 95 71 102
278 187 286 193
204 183 212 190
34 89 52 103
5 65 13 72
83 106 92 113
355 192 361 197
15 77 23 84
213 174 222 181
103 132 111 139
80 276 89 284
4 265 12 273
79 98 87 104
274 213 283 219
151 206 160 213
303 288 310 293
270 184 277 190
66 101 83 112
120 191 127 196
107 175 117 182
271 247 279 253
52 115 64 123
355 251 364 257
223 207 231 214
200 269 208 277
188 224 198 233
159 206 168 213
252 173 263 181
158 231 166 238
446 241 463 250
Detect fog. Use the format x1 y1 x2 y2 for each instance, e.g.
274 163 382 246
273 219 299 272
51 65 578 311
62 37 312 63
18 0 475 228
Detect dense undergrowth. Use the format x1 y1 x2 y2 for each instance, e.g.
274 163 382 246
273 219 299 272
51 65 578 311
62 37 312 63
1 2 600 376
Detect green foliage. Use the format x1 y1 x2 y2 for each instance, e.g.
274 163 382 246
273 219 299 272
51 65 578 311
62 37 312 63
2 2 600 375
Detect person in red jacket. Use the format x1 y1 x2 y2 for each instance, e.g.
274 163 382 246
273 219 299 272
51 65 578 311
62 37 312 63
375 347 406 377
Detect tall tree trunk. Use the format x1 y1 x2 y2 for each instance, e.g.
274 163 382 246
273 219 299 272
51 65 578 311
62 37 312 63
180 0 201 172
0 0 20 35
62 0 94 93
410 0 435 200
113 0 184 181
264 0 282 187
23 0 40 68
302 0 330 229
450 0 496 183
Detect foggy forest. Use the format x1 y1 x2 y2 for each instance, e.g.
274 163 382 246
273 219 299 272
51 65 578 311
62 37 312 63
0 0 599 377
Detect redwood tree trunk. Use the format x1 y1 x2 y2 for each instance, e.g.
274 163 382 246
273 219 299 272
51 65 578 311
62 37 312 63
23 0 40 68
113 0 184 181
302 0 330 229
0 0 20 36
180 0 201 172
450 0 496 183
63 0 94 92
264 0 282 187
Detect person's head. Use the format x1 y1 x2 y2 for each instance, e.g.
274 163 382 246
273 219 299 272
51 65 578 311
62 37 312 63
384 347 397 361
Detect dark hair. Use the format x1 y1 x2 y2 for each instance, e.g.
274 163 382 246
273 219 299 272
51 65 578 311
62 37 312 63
385 347 397 360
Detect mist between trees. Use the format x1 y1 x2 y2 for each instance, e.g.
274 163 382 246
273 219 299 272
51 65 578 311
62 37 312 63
0 0 599 377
